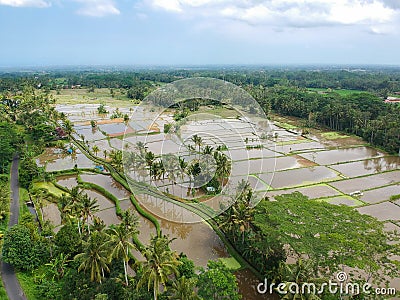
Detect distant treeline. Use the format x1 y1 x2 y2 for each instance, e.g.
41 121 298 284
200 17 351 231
1 67 399 153
1 67 400 95
248 85 400 154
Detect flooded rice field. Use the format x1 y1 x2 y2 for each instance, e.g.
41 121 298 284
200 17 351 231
267 184 341 200
80 173 131 199
36 148 96 171
329 171 400 194
299 146 384 165
325 196 363 207
43 104 400 297
360 184 400 204
329 156 400 177
258 166 339 189
357 202 400 221
56 174 78 189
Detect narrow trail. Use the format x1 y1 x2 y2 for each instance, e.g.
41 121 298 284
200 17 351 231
1 156 27 300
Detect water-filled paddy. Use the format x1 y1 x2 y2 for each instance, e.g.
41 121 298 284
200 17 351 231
268 184 341 200
299 146 383 165
329 156 400 177
357 201 400 221
360 184 400 204
258 166 339 189
74 125 106 141
80 173 131 199
36 148 96 172
329 171 400 194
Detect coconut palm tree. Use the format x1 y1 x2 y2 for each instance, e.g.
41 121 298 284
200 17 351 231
80 194 99 234
215 152 231 186
106 224 137 286
92 145 100 156
135 235 181 300
178 157 188 197
135 141 147 156
145 151 156 180
191 134 202 157
202 145 213 155
168 276 200 300
75 231 110 283
62 119 74 136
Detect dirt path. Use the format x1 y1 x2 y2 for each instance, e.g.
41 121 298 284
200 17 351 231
1 156 27 300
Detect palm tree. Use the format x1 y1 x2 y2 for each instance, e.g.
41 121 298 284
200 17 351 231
135 141 147 156
69 186 86 234
202 145 213 155
168 276 200 300
135 235 181 300
109 150 123 172
215 152 231 186
145 151 156 180
191 134 202 157
178 157 188 197
75 231 110 283
106 224 137 286
92 145 100 156
63 119 74 136
121 209 139 234
186 161 201 195
80 194 99 234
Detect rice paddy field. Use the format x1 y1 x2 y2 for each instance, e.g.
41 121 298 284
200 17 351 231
34 94 400 299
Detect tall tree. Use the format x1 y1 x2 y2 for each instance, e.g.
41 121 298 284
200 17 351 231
75 231 110 283
135 235 181 300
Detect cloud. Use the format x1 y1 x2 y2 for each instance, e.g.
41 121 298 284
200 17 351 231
145 0 399 31
0 0 51 7
381 0 400 10
74 0 120 17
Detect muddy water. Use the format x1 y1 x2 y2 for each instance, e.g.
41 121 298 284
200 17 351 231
273 141 326 154
36 148 95 172
98 123 129 135
229 148 281 161
235 269 279 300
360 184 400 204
232 156 302 176
326 196 361 206
73 125 106 141
329 156 400 177
84 189 116 211
258 166 338 189
88 139 115 153
268 184 340 200
42 202 62 227
329 171 400 194
357 201 400 221
56 175 78 189
80 173 131 199
135 194 228 266
299 147 383 166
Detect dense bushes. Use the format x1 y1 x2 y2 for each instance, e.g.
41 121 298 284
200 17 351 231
2 224 49 271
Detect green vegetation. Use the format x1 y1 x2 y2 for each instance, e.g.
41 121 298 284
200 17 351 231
219 257 242 271
320 131 350 139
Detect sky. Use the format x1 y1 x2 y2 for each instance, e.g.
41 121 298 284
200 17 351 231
0 0 400 67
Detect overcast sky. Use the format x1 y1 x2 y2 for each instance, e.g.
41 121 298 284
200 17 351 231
1 0 399 66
